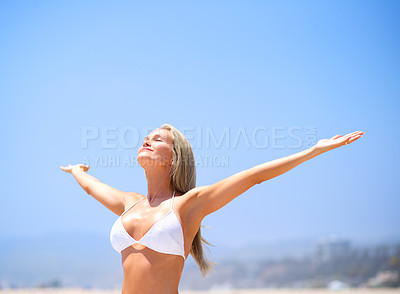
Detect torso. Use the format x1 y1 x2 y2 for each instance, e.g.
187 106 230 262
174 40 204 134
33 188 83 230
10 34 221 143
119 191 202 294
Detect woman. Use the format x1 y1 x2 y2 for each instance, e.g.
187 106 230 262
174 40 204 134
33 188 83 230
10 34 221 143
60 124 364 293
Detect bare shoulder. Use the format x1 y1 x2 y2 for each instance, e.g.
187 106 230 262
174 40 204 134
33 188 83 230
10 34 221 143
188 185 210 194
177 186 210 214
123 192 146 207
179 185 210 200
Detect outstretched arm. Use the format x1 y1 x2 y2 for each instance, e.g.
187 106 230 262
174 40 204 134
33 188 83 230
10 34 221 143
190 131 364 219
60 164 140 216
251 130 364 184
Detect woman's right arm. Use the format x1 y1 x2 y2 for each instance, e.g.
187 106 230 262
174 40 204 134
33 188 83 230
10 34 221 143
61 164 137 216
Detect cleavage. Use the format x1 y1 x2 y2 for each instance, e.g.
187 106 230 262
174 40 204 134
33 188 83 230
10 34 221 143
121 200 171 241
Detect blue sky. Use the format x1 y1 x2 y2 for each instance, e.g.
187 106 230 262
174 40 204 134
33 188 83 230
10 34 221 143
0 0 399 252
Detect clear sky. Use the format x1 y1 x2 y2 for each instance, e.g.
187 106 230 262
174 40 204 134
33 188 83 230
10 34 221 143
0 0 399 251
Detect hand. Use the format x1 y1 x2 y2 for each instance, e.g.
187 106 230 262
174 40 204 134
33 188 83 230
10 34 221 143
60 164 90 174
314 131 365 153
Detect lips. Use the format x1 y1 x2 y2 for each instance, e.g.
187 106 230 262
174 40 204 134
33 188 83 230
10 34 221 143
140 147 153 152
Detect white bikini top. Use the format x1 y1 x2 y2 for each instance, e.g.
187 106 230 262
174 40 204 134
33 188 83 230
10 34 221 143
109 190 186 260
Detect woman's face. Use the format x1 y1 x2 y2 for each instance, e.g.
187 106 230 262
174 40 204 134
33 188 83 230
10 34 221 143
137 128 174 168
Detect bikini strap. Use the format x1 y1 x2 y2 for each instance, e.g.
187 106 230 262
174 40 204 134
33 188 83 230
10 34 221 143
170 190 176 210
121 197 145 217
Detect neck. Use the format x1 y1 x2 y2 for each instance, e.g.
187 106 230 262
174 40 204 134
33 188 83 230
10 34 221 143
144 165 174 203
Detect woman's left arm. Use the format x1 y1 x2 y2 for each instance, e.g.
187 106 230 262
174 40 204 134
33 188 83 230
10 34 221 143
191 131 364 219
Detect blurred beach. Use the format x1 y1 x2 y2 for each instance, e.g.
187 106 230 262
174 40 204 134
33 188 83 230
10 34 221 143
0 288 399 294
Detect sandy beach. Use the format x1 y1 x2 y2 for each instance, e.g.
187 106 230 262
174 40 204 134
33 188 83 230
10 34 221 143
0 288 399 294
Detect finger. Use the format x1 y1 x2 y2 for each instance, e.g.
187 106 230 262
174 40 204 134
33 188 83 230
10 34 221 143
348 135 362 144
345 133 364 141
344 131 359 137
343 131 359 137
344 135 361 145
331 135 342 140
345 131 364 137
344 132 360 139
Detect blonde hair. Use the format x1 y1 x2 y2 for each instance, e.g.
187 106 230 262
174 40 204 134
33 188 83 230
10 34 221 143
159 123 215 277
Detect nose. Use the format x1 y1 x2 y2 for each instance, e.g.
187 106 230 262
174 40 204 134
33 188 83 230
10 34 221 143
143 140 151 147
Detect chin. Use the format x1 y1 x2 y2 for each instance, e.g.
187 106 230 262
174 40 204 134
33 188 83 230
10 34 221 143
138 156 159 168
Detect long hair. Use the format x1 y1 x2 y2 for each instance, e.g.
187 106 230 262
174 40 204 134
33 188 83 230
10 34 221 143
159 123 215 277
